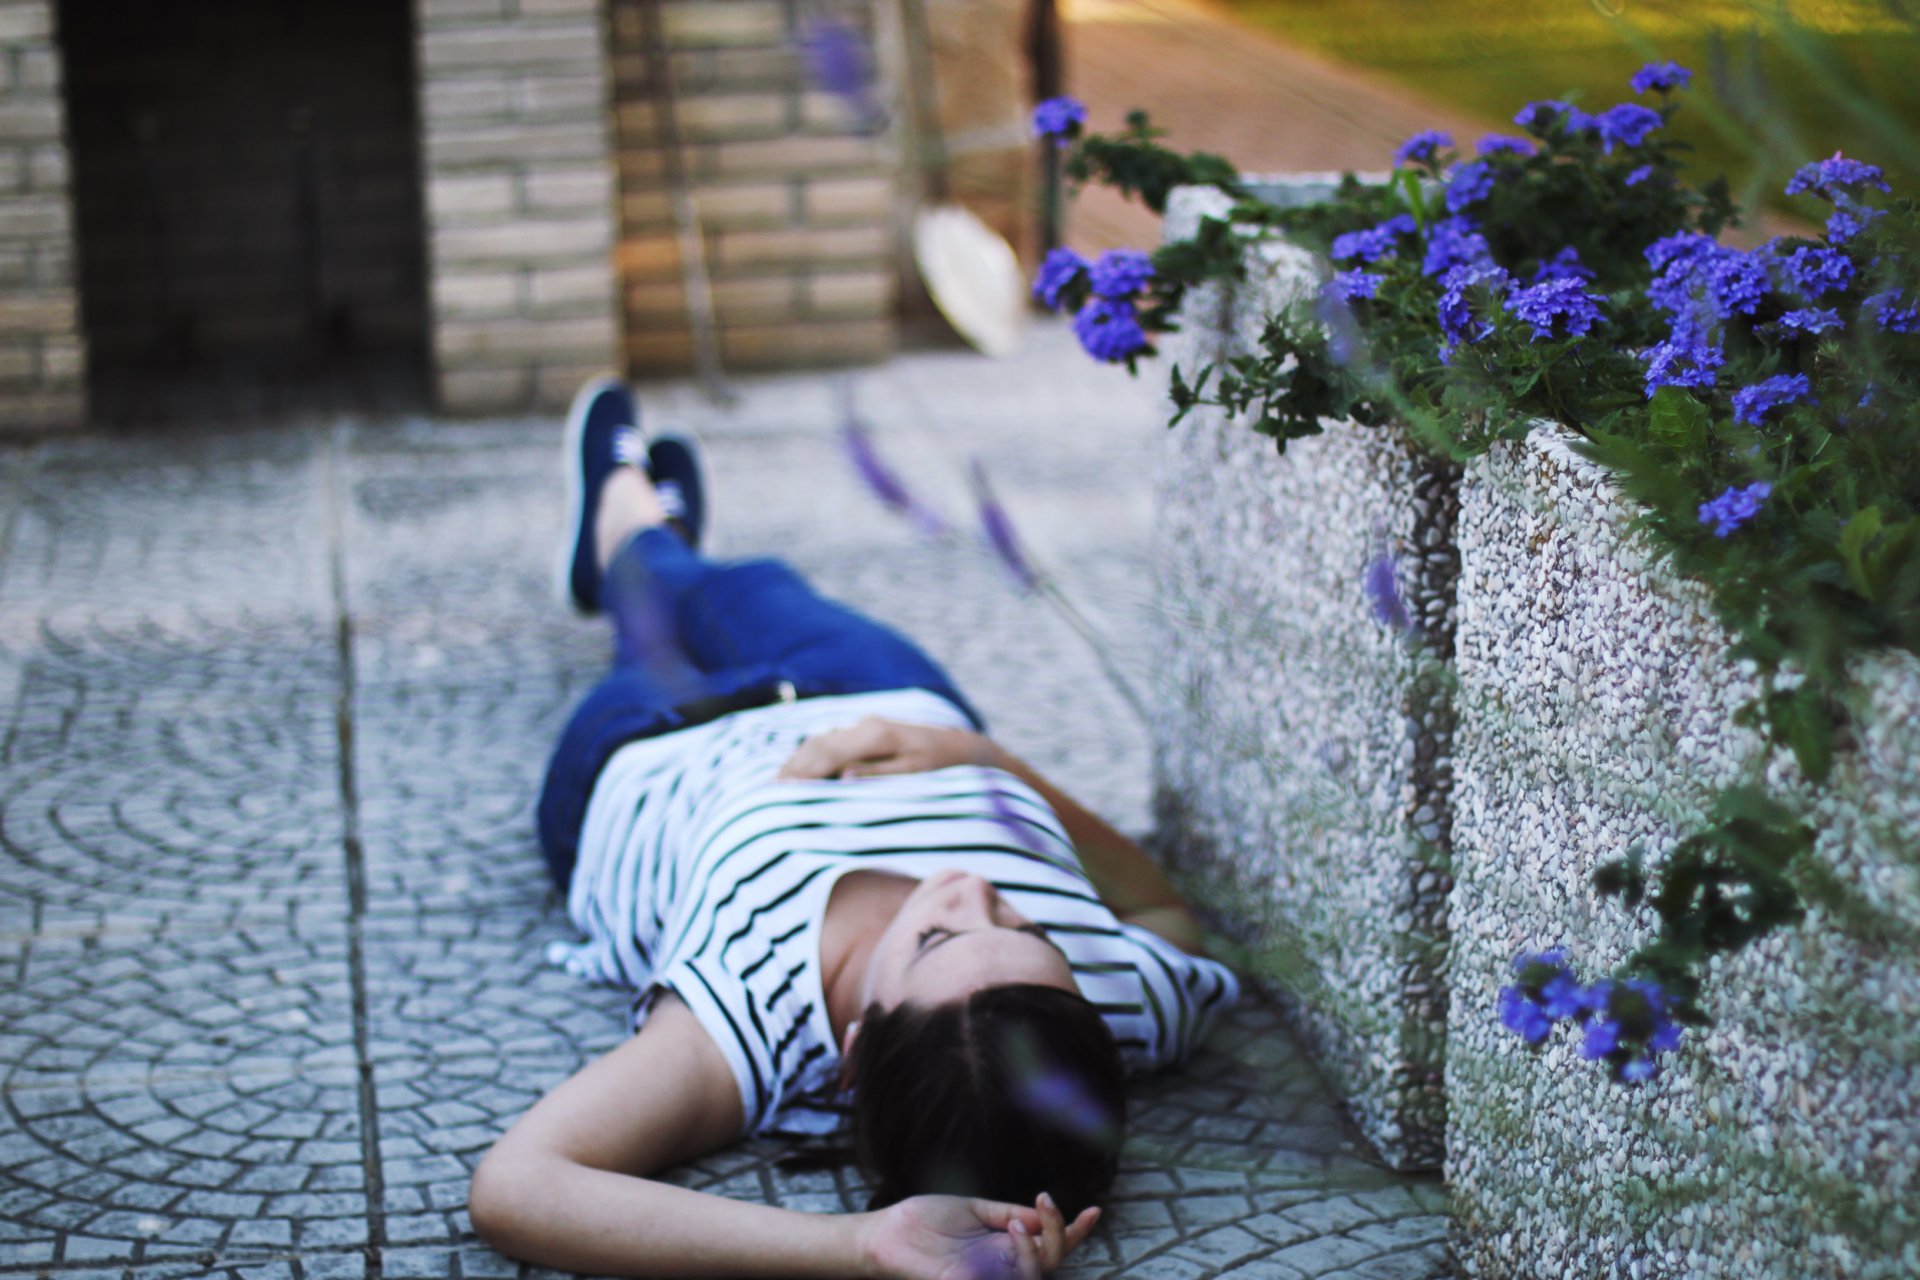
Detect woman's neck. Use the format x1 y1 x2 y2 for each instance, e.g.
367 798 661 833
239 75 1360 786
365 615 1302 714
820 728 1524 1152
819 870 916 1046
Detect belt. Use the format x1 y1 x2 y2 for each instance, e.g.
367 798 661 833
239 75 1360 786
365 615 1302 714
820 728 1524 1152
666 678 803 731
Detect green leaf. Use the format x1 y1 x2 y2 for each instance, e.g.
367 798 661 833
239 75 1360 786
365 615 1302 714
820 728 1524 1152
1837 506 1884 601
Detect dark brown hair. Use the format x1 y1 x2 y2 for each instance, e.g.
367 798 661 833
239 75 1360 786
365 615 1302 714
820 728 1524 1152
848 983 1127 1219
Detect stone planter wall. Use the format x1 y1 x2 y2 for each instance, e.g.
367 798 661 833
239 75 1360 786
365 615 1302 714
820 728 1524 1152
1152 183 1453 1171
1152 182 1919 1262
1447 430 1920 1280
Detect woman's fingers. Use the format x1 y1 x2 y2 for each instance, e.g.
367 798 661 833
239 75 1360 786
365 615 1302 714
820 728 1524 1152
777 720 891 779
1063 1205 1101 1250
1033 1193 1067 1269
1007 1219 1043 1280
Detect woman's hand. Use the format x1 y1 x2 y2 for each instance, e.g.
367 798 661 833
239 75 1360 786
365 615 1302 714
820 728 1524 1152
857 1193 1101 1280
778 717 1003 781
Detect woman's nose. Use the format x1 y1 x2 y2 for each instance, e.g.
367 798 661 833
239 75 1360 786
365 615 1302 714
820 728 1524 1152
947 872 998 920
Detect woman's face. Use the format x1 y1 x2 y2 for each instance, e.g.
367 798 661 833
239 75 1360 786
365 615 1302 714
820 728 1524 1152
859 869 1077 1011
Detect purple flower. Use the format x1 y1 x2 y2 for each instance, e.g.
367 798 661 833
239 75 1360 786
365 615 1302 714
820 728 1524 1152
1330 213 1416 265
1595 102 1663 152
1326 269 1383 302
970 459 1040 591
1785 151 1890 201
1698 480 1773 536
1505 276 1604 341
1646 232 1718 276
1500 987 1552 1044
1477 134 1535 157
799 19 878 126
1785 246 1854 299
1778 307 1843 337
1514 99 1595 137
1865 290 1920 333
1641 334 1725 396
1825 202 1885 245
1581 1010 1621 1058
1631 61 1694 94
1704 250 1773 318
1446 160 1496 213
1625 165 1655 187
1087 247 1155 299
1394 129 1453 167
1032 246 1087 309
1540 972 1587 1019
1532 246 1595 284
1731 374 1814 425
1031 96 1087 144
1364 541 1414 634
1437 261 1510 360
1071 297 1150 362
842 421 946 536
1423 215 1492 277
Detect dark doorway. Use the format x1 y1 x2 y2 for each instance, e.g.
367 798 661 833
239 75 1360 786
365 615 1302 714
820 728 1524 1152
59 0 431 423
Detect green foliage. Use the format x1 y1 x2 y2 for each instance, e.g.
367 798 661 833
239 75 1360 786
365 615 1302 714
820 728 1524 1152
1051 62 1919 1074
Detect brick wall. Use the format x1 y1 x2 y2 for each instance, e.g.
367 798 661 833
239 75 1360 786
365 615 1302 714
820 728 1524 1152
0 0 82 432
416 0 623 413
608 0 899 375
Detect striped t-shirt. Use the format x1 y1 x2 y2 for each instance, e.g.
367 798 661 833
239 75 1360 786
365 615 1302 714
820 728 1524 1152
550 687 1239 1138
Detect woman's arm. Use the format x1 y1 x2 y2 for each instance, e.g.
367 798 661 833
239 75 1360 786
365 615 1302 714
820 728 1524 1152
778 718 1206 954
469 992 1095 1279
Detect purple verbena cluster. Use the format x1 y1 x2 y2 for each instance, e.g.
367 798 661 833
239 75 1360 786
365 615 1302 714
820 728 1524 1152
1476 134 1535 158
1437 262 1510 363
1422 215 1492 277
1330 213 1416 265
1088 248 1155 299
1784 245 1854 299
1505 275 1604 341
1697 480 1774 536
1033 244 1157 363
1731 373 1814 426
1500 952 1684 1083
1072 297 1150 363
1445 160 1496 213
1032 247 1088 309
1785 151 1891 201
1631 61 1693 94
1031 95 1087 145
1326 268 1383 302
1394 129 1453 168
1594 102 1663 153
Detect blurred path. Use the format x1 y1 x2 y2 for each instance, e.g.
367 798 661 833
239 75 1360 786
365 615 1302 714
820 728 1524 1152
1060 0 1498 254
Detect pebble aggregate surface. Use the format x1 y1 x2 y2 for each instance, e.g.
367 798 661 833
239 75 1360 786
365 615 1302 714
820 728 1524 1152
1151 187 1452 1173
1448 431 1920 1280
0 324 1452 1278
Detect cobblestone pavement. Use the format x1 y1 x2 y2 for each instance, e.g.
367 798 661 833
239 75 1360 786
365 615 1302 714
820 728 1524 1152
0 322 1451 1279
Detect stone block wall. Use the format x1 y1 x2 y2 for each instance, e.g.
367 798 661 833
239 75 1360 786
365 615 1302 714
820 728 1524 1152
1151 184 1453 1170
415 0 623 413
0 0 82 432
1447 432 1920 1279
606 0 897 376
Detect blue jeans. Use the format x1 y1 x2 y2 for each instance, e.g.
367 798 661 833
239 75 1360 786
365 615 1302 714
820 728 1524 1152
536 528 984 889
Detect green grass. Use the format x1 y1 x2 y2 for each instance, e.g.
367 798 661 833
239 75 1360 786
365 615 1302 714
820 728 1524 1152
1217 0 1920 218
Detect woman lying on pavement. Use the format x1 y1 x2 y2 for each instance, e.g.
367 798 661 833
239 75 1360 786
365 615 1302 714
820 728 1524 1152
468 378 1239 1279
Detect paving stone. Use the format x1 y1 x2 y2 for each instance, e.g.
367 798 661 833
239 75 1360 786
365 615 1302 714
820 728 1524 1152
0 322 1457 1278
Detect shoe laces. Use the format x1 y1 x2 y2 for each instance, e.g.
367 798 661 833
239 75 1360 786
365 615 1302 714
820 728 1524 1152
655 480 688 520
612 427 646 468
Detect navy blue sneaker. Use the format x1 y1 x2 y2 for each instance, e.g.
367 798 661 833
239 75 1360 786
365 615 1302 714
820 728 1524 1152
647 432 706 551
559 375 645 615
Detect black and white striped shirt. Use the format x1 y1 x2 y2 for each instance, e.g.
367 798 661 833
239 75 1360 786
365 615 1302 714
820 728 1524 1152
550 688 1239 1138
